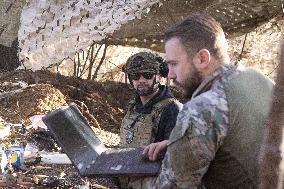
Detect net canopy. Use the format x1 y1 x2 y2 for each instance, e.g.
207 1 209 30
0 0 283 70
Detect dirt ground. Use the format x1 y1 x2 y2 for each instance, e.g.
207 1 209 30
0 69 136 188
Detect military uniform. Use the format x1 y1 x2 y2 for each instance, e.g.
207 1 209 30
119 52 182 188
118 84 181 189
119 84 182 148
131 64 274 189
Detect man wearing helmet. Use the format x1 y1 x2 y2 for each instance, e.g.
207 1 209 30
118 52 182 188
120 51 182 148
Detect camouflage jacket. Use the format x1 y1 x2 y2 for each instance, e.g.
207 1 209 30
129 64 240 189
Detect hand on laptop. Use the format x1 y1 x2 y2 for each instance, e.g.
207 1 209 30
142 140 169 161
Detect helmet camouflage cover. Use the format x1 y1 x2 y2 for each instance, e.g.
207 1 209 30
123 52 164 75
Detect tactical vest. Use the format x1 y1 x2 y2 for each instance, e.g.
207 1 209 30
203 69 274 189
119 98 177 148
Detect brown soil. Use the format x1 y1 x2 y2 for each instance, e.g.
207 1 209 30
0 70 134 133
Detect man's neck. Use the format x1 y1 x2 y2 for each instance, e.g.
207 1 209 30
140 89 159 105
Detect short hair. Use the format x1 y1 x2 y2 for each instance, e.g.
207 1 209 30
165 14 229 62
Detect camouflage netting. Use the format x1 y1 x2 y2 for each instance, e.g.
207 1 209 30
110 0 284 51
17 0 284 70
18 0 160 70
57 15 284 81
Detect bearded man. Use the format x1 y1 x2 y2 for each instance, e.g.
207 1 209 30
132 14 274 189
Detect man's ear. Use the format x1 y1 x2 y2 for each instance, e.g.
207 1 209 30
195 49 211 70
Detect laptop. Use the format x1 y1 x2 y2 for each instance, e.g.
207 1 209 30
42 103 161 177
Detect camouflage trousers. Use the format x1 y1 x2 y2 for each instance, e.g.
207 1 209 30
127 176 157 189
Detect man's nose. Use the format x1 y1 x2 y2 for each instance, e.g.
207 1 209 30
167 67 176 80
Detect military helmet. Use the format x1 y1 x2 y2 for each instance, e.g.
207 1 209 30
122 52 168 78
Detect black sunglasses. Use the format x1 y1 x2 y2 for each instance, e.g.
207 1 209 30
129 72 155 80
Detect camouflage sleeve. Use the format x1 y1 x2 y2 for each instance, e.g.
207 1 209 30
144 91 229 189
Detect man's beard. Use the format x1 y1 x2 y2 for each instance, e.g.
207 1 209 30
174 67 202 100
135 83 158 96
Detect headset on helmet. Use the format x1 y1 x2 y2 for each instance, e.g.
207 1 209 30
122 52 168 78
